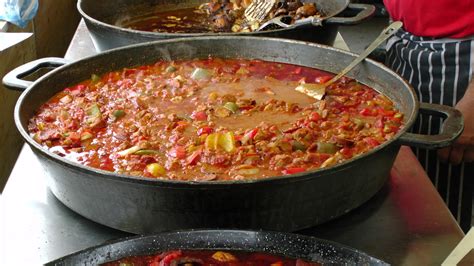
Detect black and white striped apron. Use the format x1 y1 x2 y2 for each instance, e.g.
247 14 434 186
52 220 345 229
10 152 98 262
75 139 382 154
386 29 474 232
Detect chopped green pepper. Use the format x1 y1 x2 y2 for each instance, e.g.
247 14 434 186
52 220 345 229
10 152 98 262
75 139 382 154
165 65 177 73
292 141 307 151
80 132 93 141
223 102 239 113
236 67 250 75
91 74 101 83
191 68 211 80
117 146 141 157
352 118 365 130
134 149 161 155
118 263 134 266
394 112 403 119
317 142 338 154
112 110 125 119
87 104 101 117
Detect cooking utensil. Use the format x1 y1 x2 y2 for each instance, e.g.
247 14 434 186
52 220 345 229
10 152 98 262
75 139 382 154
256 0 331 33
244 0 276 24
295 21 403 100
3 37 463 234
77 0 375 51
256 14 297 31
46 230 387 265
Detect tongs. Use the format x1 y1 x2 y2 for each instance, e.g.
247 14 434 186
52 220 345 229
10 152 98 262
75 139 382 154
295 21 403 100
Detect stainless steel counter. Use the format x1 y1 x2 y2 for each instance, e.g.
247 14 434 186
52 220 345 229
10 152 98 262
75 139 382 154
0 21 464 266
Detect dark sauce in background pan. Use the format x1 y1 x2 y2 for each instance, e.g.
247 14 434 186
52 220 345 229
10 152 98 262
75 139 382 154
122 7 216 33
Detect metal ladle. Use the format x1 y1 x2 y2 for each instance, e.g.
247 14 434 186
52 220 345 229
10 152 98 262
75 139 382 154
295 21 403 100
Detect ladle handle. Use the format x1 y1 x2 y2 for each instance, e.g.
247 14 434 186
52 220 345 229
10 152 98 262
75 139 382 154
324 21 403 86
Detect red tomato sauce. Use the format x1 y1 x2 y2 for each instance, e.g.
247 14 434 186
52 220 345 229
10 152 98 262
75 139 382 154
28 58 403 181
103 250 321 266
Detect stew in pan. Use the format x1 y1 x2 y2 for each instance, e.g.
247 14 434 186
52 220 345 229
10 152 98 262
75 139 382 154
103 249 321 265
122 0 322 33
28 58 403 181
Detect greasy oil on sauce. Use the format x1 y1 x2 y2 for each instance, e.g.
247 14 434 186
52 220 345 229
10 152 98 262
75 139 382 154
122 7 214 33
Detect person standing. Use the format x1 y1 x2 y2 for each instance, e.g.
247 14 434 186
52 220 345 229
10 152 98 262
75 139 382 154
383 0 474 232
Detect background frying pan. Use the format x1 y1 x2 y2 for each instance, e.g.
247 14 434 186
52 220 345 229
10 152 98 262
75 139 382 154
46 230 388 265
77 0 375 51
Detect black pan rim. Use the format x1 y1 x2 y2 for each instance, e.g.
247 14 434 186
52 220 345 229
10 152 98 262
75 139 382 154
46 229 388 265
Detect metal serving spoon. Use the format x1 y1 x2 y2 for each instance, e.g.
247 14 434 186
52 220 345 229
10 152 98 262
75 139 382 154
295 21 403 100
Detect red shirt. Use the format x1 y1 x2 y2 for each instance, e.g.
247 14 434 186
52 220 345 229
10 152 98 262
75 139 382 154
383 0 474 38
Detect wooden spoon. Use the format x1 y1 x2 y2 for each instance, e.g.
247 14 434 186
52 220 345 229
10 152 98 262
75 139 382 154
295 21 403 100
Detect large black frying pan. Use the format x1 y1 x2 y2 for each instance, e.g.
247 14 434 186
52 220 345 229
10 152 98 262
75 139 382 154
46 230 388 265
77 0 375 51
3 37 463 234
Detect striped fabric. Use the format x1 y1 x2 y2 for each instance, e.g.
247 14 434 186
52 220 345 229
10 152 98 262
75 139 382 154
386 29 473 232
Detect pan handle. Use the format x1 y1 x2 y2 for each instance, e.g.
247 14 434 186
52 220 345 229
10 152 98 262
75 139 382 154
398 103 464 149
325 4 376 25
2 57 68 92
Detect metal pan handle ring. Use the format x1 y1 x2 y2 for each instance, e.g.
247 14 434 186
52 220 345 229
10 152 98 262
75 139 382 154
399 102 464 149
2 57 68 92
325 4 376 25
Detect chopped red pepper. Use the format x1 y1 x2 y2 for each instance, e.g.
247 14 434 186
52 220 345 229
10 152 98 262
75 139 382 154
186 149 202 166
246 128 259 139
197 126 214 136
378 108 395 116
359 108 374 116
317 153 331 163
169 146 186 159
315 75 332 84
364 137 380 148
123 68 137 77
68 132 81 142
234 134 243 141
310 112 320 122
241 128 259 144
340 147 353 158
160 250 183 265
387 116 403 123
375 117 384 129
191 111 207 121
65 84 86 96
116 79 133 87
282 167 307 175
